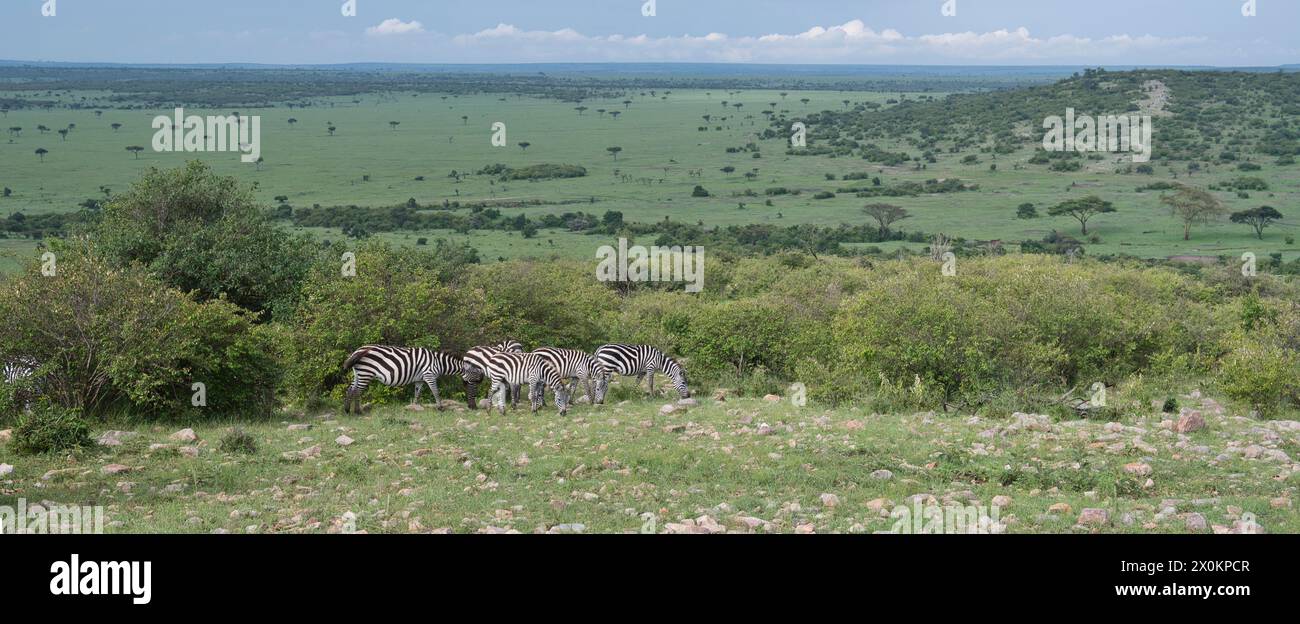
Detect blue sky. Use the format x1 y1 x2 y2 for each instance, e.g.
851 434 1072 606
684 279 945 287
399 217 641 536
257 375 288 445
4 0 1297 66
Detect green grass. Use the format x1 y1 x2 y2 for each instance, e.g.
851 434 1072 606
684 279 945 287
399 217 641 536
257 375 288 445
4 87 1295 271
3 381 1296 534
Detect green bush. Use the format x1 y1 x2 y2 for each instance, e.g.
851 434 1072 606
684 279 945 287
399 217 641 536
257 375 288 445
13 405 92 454
1218 331 1300 414
219 428 258 454
0 241 281 418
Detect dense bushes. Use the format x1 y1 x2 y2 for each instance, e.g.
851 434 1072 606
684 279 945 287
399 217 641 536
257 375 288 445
0 241 280 419
12 405 92 454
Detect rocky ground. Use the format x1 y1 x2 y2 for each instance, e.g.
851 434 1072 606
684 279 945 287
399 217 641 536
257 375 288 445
1 389 1297 534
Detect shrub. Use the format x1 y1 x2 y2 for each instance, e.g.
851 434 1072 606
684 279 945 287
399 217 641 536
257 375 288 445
1218 332 1299 414
219 428 258 454
0 241 281 418
13 405 92 454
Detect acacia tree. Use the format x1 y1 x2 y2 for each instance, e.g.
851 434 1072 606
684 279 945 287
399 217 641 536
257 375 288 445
606 146 622 161
1160 185 1224 241
126 145 144 159
35 148 48 162
111 123 122 132
1047 194 1115 235
862 203 910 236
1230 206 1284 240
518 141 531 152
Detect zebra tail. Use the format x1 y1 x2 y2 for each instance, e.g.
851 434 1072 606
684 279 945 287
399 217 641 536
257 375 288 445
342 347 372 373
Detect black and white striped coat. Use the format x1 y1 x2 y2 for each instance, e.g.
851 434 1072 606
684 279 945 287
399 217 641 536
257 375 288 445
342 346 464 413
3 357 37 411
462 340 523 409
531 347 609 405
595 344 690 399
481 350 570 415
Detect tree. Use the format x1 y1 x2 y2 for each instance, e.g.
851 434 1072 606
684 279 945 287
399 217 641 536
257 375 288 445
389 121 400 131
1016 203 1038 219
57 128 68 141
461 115 468 125
327 125 337 136
1230 206 1284 240
1047 195 1115 235
287 118 298 128
862 203 910 236
126 145 144 159
1160 185 1225 241
518 141 531 152
35 148 48 162
606 146 622 161
110 123 122 132
575 106 588 116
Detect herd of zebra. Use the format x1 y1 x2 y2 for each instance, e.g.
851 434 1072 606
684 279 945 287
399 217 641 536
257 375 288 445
342 342 691 416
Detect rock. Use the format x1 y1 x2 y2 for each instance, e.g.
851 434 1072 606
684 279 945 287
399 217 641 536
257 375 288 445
1243 445 1266 459
794 523 816 534
335 435 354 446
756 423 773 435
662 423 686 433
0 429 10 443
405 403 425 412
1270 497 1291 509
101 463 131 475
0 463 13 477
991 495 1012 508
734 516 772 531
1184 513 1208 532
1048 503 1072 515
870 469 894 481
97 430 138 446
1175 411 1206 433
286 424 311 431
281 445 321 462
1123 462 1153 477
178 446 199 458
547 523 586 534
819 493 840 508
659 404 680 416
676 398 698 407
170 428 197 443
866 498 893 513
711 390 728 401
1077 508 1109 526
762 394 781 403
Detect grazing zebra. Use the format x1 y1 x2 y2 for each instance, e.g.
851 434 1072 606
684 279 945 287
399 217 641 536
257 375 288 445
342 346 465 414
481 350 570 416
531 347 609 406
461 340 524 409
595 344 691 399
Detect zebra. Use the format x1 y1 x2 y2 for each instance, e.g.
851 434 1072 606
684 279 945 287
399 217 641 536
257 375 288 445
481 350 570 416
461 340 524 409
531 347 609 406
342 346 465 414
595 344 690 400
3 357 38 411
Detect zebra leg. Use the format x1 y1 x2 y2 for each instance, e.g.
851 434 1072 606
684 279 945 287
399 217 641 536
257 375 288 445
647 369 655 395
583 377 593 404
412 383 422 405
424 373 442 411
529 382 542 413
511 383 522 409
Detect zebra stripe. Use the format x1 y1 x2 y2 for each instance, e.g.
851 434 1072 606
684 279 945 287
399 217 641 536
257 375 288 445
3 357 38 412
531 347 609 405
462 340 524 409
481 350 569 415
595 344 690 399
343 346 464 413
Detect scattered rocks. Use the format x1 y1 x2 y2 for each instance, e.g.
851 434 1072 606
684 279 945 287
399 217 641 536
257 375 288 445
286 424 311 431
100 464 131 475
169 428 198 443
1077 508 1109 526
335 435 354 446
819 493 841 508
97 430 138 446
659 404 681 416
866 498 893 514
1176 411 1206 433
547 523 586 534
281 445 321 462
1123 462 1153 477
178 446 200 458
870 469 894 481
1048 502 1072 515
1183 513 1208 532
991 495 1012 508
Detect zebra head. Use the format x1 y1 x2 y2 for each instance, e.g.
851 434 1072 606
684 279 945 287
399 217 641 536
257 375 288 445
662 357 690 399
591 373 609 405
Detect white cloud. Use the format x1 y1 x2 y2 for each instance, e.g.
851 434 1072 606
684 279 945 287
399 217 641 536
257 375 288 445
440 19 1208 64
366 18 426 37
